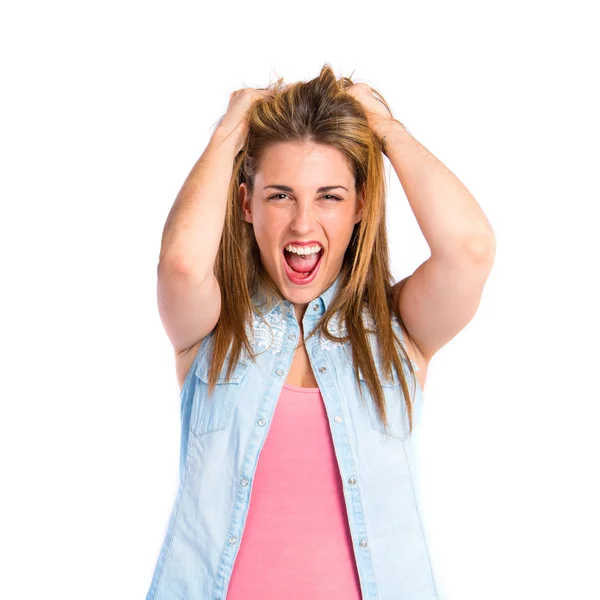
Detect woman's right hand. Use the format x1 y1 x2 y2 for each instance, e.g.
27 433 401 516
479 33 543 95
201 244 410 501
212 87 275 154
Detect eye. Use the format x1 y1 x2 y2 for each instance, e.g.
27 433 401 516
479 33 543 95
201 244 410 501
267 193 342 201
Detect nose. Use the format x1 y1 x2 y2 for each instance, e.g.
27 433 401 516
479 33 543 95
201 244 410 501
290 203 317 233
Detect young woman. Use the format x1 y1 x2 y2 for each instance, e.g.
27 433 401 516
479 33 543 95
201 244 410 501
148 64 495 600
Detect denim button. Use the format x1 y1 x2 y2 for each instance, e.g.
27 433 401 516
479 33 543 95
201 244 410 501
276 369 283 376
319 366 327 373
348 477 356 485
228 536 237 545
288 333 295 339
240 478 248 487
359 539 368 548
258 418 266 427
334 415 342 423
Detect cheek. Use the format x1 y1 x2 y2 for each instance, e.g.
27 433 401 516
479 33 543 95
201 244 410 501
256 208 286 231
251 221 282 256
326 215 355 240
330 223 358 255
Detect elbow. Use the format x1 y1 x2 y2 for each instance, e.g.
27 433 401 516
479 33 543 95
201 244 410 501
463 233 496 266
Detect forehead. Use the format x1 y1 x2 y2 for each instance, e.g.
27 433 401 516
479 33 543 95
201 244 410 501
257 141 354 185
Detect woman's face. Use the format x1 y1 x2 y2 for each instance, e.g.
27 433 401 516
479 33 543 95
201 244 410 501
240 140 364 322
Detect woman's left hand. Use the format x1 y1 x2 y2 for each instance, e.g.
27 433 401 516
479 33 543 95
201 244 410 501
345 83 405 143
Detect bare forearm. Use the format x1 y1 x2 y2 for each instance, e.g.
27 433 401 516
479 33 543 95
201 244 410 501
382 121 495 260
158 128 239 280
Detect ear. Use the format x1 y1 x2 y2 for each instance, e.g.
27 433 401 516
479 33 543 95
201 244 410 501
354 183 365 224
239 183 253 223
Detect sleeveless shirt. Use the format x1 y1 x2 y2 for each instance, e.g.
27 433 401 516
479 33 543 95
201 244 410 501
145 273 448 600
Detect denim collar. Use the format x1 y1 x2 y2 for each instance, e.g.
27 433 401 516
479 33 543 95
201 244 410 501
252 271 343 318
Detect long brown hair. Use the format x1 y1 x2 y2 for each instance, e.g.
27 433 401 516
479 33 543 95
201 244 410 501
210 63 417 437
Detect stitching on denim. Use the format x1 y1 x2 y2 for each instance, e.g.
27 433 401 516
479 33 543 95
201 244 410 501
180 337 210 399
352 470 380 599
402 442 440 599
153 432 196 597
212 439 253 600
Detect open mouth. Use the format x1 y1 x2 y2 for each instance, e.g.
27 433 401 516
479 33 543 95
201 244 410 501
282 247 324 282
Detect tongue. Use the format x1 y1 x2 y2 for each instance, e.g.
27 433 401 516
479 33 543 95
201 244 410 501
285 250 320 273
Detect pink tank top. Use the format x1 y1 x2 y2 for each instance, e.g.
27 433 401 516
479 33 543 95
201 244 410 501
226 383 363 600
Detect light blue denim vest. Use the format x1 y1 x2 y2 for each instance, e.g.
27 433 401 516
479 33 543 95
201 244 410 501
146 273 446 600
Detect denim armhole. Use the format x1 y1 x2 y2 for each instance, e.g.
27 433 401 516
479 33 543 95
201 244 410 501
178 334 213 476
180 334 213 411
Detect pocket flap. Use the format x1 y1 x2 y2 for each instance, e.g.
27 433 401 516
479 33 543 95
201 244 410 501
358 360 403 387
195 353 250 384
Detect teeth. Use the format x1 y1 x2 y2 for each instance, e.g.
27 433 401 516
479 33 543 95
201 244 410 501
284 244 322 255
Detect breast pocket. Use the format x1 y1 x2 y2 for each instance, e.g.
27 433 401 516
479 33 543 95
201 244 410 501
358 358 414 443
190 355 250 439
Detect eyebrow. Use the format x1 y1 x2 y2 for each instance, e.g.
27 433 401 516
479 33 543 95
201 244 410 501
263 185 349 193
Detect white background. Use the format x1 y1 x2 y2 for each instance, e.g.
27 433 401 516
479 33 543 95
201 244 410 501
1 1 598 598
